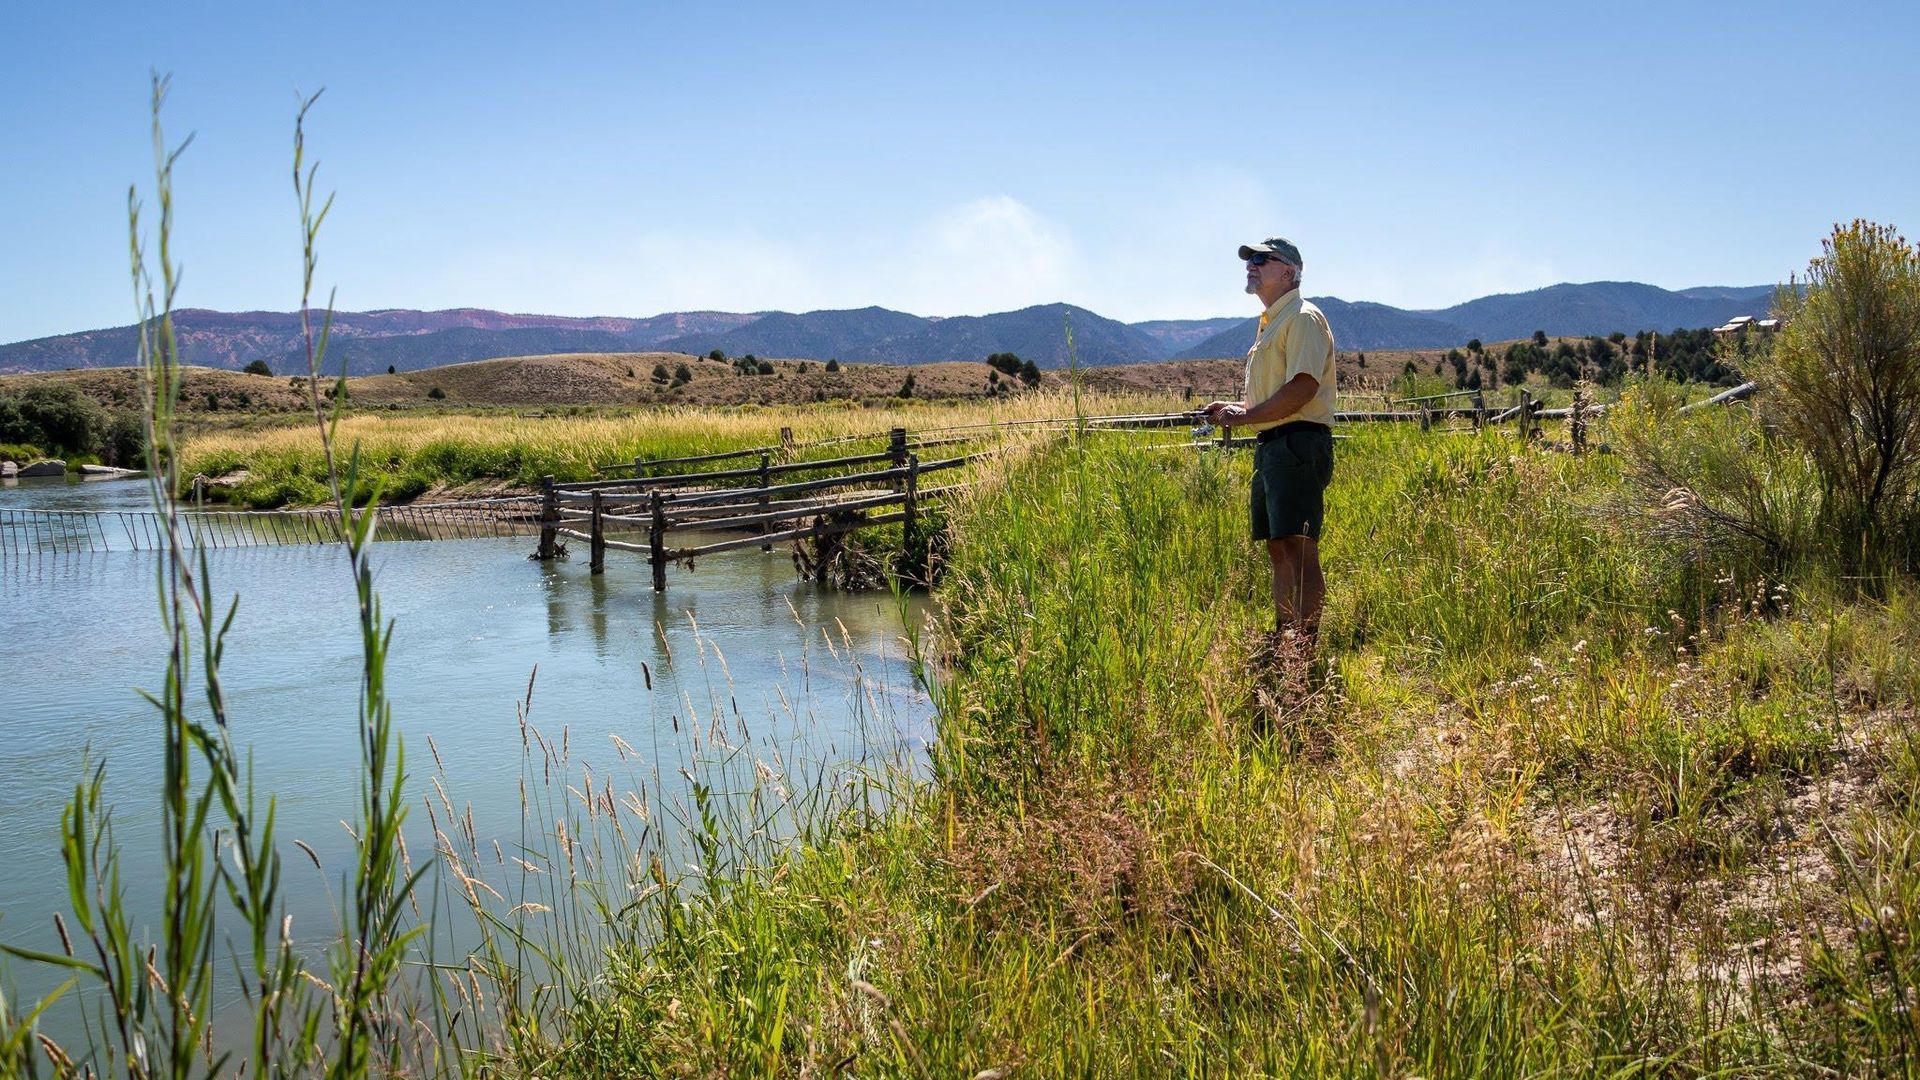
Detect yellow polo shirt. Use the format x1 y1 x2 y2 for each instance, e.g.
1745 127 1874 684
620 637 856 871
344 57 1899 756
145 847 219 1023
1244 288 1337 433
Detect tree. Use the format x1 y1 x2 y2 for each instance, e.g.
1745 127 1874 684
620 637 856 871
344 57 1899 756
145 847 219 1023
242 359 273 376
387 365 396 375
1532 330 1549 348
825 358 841 372
897 372 916 398
756 360 773 376
1018 359 1040 386
427 386 446 400
672 363 692 386
708 349 726 362
1753 219 1920 570
986 352 1024 376
1466 338 1482 354
652 363 670 383
0 383 106 455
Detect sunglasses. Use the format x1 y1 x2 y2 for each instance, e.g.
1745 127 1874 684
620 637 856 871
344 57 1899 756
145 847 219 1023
1245 253 1292 268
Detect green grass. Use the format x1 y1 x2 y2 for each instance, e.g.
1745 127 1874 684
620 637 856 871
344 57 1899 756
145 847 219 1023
492 422 1919 1077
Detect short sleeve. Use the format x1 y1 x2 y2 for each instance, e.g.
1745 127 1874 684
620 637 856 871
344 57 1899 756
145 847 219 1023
1284 313 1333 385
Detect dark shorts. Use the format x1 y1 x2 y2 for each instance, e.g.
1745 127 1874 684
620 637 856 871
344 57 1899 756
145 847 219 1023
1250 426 1334 542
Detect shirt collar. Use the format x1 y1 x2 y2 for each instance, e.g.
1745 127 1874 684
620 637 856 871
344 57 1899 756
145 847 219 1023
1257 288 1302 332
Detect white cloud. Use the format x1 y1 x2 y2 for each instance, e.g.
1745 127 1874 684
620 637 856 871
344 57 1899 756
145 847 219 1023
888 196 1077 316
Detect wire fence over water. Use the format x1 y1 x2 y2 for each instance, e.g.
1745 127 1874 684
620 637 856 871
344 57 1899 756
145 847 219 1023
0 497 545 557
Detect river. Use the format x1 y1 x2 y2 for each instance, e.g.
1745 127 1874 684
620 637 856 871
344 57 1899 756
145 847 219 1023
0 474 935 1050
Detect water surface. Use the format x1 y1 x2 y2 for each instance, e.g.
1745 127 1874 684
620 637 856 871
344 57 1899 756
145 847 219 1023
0 476 934 1034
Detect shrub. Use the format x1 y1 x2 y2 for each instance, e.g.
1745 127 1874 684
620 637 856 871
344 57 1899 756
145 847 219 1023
1018 359 1040 386
1613 221 1920 584
1751 220 1920 573
0 382 106 456
756 360 773 376
986 352 1024 376
672 364 692 387
0 440 45 462
825 358 840 373
242 359 273 376
427 386 446 400
387 364 396 375
897 373 916 398
651 363 670 383
708 349 725 362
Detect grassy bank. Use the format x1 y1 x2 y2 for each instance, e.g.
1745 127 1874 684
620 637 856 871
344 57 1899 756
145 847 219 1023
516 422 1917 1076
176 392 1161 507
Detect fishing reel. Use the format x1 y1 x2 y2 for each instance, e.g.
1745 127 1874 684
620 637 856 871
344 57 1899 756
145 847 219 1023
1190 407 1215 441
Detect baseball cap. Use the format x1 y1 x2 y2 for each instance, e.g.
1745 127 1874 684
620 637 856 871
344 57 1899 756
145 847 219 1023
1238 237 1302 266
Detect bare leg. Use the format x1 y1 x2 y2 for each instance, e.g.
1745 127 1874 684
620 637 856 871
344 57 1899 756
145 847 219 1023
1266 537 1302 631
1298 536 1324 634
1266 535 1323 636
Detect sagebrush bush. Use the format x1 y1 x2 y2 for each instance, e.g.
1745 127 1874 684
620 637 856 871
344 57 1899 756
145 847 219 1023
1757 221 1920 576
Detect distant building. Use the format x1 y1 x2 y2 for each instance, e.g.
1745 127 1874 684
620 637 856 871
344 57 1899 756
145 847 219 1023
1712 314 1774 335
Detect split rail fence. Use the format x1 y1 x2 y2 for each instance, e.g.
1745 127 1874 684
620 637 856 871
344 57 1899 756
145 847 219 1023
2 382 1760 568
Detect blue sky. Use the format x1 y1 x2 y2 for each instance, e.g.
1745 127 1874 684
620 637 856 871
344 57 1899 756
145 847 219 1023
2 1 1914 342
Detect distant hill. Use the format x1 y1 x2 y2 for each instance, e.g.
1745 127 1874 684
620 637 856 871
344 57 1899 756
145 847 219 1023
656 303 1167 366
0 282 1779 374
1175 282 1777 358
0 308 757 376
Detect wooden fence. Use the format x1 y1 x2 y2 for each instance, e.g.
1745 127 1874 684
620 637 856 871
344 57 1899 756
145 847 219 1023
3 384 1761 564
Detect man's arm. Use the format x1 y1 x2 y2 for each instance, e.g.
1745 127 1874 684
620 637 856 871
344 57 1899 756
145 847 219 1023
1205 372 1319 427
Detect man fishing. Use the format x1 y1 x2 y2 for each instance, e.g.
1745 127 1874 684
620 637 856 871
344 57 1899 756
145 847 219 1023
1202 236 1336 645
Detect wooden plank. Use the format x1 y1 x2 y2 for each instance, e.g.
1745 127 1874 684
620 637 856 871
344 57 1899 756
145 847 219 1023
670 490 908 532
555 526 650 554
596 443 779 473
1677 381 1758 413
668 453 970 507
673 508 913 558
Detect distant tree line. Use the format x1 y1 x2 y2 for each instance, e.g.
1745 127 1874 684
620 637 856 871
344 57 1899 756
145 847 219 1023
1424 327 1750 393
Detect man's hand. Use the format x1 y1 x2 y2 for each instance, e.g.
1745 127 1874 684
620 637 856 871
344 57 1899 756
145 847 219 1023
1202 400 1249 427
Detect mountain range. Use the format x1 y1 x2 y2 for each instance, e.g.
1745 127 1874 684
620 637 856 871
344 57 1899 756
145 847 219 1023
0 282 1779 376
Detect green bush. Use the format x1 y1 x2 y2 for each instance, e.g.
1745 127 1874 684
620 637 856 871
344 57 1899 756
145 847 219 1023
1751 220 1920 575
1616 221 1920 584
427 386 446 400
0 441 44 462
825 358 840 372
0 383 107 456
242 359 273 376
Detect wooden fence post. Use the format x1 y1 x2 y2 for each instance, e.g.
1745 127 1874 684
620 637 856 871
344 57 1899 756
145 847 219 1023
589 490 606 574
537 474 557 560
1419 406 1432 433
1571 383 1588 454
889 427 908 490
649 491 667 592
779 426 794 450
758 452 773 552
1472 390 1486 430
632 455 644 479
903 452 920 545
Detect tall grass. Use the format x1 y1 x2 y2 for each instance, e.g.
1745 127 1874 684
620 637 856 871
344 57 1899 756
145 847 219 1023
179 392 1160 508
528 421 1919 1075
